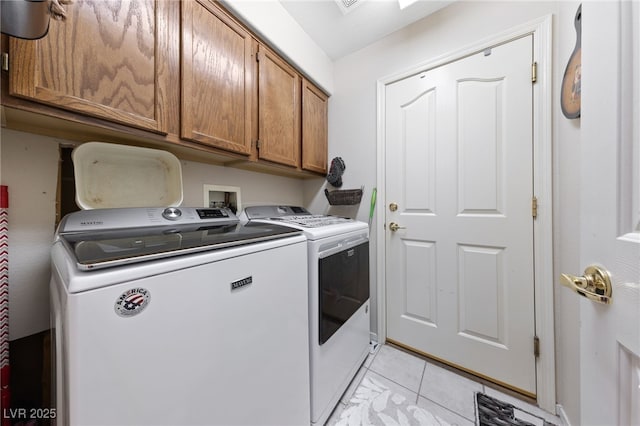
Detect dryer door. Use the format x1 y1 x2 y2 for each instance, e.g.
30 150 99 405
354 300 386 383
318 240 369 344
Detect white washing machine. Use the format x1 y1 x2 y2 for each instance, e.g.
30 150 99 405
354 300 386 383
242 206 370 426
50 207 310 426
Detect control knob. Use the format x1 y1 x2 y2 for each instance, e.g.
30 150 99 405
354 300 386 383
162 207 182 221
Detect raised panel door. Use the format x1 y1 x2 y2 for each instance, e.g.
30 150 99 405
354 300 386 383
579 2 640 424
8 0 172 134
181 0 253 155
301 79 328 174
257 44 300 168
385 35 537 395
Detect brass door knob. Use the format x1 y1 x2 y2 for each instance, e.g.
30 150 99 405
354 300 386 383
389 222 406 232
560 265 612 304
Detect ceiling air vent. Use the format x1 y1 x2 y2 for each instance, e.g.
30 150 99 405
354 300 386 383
335 0 364 15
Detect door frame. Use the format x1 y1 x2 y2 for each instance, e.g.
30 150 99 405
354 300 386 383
375 16 555 413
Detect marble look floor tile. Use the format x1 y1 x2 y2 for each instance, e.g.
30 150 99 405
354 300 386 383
333 371 462 426
417 396 475 426
340 364 367 404
483 386 561 425
325 402 347 426
356 370 419 405
419 363 483 421
368 344 426 393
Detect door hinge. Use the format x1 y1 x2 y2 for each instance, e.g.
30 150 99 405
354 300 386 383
255 140 261 150
2 53 8 72
256 52 261 62
532 196 538 219
531 62 537 83
534 336 540 358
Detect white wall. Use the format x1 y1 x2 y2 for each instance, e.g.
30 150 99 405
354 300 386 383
1 129 59 340
180 160 305 208
303 1 582 423
0 128 305 341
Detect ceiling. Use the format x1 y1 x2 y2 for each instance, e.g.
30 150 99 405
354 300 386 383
279 0 454 60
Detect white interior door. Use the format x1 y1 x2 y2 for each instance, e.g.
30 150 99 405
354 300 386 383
577 2 640 425
384 35 537 395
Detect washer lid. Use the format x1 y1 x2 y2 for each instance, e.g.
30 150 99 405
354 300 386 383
72 142 183 209
61 221 302 271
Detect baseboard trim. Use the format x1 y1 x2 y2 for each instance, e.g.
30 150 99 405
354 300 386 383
556 404 572 426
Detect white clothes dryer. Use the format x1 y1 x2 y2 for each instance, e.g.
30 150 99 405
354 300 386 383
242 205 370 426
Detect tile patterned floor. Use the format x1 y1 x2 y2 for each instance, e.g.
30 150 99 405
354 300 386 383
326 344 562 426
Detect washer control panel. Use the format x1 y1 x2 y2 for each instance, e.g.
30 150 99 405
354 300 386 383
58 207 236 233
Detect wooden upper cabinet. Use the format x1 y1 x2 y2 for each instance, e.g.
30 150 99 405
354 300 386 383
4 0 328 176
301 79 328 174
181 0 253 155
8 0 172 134
256 44 301 168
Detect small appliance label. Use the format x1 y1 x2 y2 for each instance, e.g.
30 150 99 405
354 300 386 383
80 220 103 226
115 288 150 317
231 276 253 291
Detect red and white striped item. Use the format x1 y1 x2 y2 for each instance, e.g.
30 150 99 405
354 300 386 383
0 186 9 424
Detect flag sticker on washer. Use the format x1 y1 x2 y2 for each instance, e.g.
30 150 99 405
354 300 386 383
115 288 150 317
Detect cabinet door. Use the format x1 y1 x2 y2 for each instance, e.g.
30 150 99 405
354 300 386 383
257 45 300 168
181 0 252 155
9 0 172 134
301 79 328 174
